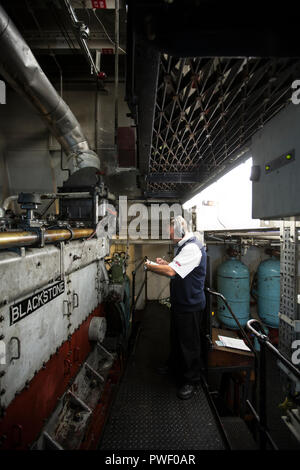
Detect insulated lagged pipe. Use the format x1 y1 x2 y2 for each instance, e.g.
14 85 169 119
0 4 100 175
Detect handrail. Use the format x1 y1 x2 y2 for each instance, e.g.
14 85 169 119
131 257 148 323
132 278 146 311
246 318 300 449
246 399 278 450
205 287 257 357
205 287 262 448
247 319 300 380
132 257 147 276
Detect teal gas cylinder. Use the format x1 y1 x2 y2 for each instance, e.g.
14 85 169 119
257 257 280 328
217 257 250 329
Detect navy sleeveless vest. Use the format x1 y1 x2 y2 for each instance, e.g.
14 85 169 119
170 236 207 312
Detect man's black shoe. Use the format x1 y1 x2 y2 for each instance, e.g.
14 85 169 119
177 383 195 400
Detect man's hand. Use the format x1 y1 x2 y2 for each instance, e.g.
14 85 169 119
156 257 168 265
144 260 176 278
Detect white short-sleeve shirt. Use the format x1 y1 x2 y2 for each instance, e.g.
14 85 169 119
168 232 202 279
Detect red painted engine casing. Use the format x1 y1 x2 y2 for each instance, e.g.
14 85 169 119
0 304 120 450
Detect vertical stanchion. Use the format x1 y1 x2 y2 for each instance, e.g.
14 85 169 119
144 268 147 303
131 270 136 324
259 338 267 450
114 0 119 147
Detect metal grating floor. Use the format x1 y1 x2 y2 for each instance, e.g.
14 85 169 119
99 302 225 450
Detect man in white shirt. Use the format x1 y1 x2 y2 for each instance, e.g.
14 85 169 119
144 216 207 399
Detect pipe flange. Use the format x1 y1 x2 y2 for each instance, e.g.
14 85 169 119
66 226 75 241
20 225 46 247
39 227 46 247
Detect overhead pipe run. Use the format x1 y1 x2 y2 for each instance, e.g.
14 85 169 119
0 228 95 250
205 229 283 239
60 0 103 78
0 4 100 178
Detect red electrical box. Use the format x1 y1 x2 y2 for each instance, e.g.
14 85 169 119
117 127 136 168
91 0 107 9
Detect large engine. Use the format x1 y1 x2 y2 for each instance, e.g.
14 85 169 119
0 183 126 449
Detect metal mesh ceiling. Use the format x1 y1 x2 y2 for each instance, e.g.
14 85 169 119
147 56 300 195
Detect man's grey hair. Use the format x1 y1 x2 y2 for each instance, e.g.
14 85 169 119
170 215 189 236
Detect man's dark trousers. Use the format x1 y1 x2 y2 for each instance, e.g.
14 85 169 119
168 307 205 384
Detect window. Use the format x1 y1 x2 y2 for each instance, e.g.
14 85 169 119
183 158 262 231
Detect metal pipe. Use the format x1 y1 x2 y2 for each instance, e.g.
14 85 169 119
51 54 71 180
246 399 278 450
112 239 173 245
40 192 92 199
133 279 146 309
144 268 147 303
95 68 99 153
206 231 280 238
206 228 280 233
259 339 267 450
131 257 148 322
132 257 146 275
247 318 300 449
247 319 300 380
61 0 99 77
2 195 18 211
0 4 99 175
0 228 94 250
114 0 119 147
131 271 136 312
205 287 257 356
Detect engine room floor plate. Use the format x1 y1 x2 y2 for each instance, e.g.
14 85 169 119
99 302 225 450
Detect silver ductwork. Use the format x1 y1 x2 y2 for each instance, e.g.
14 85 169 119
0 4 100 177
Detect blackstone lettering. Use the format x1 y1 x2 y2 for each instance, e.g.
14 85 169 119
10 280 65 325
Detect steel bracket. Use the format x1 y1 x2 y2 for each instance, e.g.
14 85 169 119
282 408 300 443
84 362 104 383
277 361 300 392
279 312 300 333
